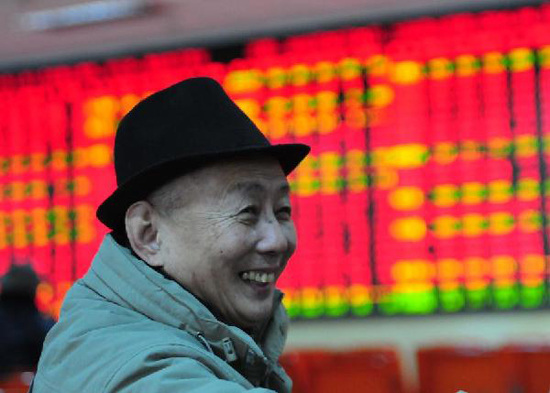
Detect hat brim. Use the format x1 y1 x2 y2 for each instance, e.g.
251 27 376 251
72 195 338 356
96 143 310 231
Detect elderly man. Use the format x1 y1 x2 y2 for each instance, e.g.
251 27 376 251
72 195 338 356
33 77 309 392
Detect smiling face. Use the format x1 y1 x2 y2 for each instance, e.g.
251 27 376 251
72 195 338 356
151 156 296 330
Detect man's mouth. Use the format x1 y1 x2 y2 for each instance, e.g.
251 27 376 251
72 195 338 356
239 271 276 284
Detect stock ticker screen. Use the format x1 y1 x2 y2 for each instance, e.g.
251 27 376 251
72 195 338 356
1 5 550 319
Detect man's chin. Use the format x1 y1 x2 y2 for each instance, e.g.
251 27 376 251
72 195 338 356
234 303 274 330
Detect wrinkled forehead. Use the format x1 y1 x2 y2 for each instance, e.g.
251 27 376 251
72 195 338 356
224 177 291 200
202 156 289 196
159 155 290 202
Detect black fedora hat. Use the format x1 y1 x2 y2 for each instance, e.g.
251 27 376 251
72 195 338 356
96 77 310 231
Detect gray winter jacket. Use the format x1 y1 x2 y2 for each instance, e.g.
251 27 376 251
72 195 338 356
33 234 292 393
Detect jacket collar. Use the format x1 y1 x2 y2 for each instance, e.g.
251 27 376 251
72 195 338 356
83 235 289 378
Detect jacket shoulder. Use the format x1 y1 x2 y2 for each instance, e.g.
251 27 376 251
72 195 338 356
35 281 249 393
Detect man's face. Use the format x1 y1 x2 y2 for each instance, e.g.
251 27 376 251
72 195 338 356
154 157 296 330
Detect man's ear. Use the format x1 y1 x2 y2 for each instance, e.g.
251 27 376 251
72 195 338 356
125 201 163 267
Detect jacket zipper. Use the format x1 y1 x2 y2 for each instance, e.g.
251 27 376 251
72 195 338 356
195 332 214 353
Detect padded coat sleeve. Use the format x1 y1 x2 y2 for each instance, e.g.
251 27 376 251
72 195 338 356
102 344 278 393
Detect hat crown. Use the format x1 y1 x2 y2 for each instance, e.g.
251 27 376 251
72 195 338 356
114 77 269 186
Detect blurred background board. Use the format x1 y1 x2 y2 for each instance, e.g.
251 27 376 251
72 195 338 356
1 2 550 321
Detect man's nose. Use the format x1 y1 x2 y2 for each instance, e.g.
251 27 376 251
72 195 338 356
256 218 289 255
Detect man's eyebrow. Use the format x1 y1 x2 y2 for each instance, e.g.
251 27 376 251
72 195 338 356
227 181 290 195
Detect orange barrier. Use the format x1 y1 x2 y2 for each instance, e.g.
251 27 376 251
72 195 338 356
418 346 529 393
0 371 34 393
281 348 404 393
504 345 550 393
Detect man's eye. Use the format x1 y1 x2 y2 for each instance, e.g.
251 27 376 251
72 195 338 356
277 207 292 219
240 206 259 215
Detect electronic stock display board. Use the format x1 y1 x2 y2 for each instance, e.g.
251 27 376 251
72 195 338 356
1 5 550 319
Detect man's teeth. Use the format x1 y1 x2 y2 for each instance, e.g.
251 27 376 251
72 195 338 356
241 271 275 283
